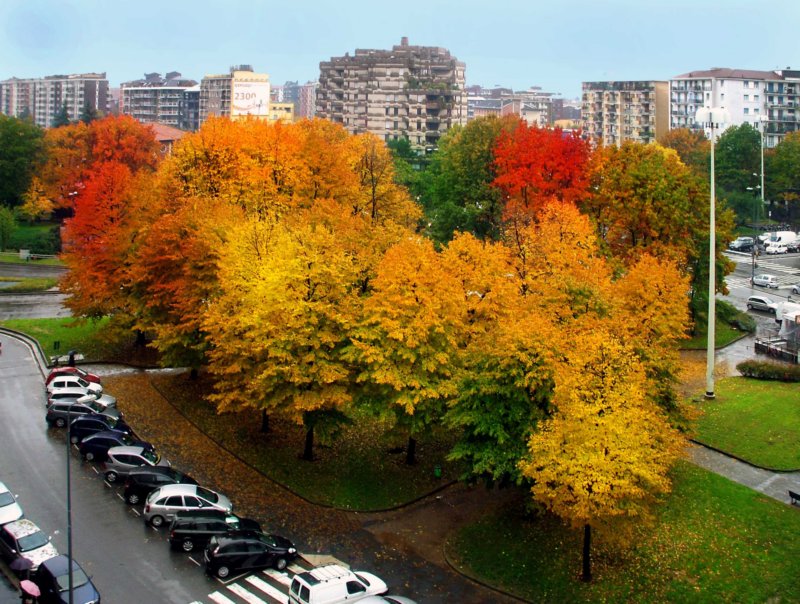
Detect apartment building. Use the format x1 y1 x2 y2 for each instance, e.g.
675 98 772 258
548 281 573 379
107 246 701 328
466 86 556 126
317 37 467 151
120 72 198 129
671 68 799 147
199 65 270 125
179 85 200 131
581 80 669 146
0 72 108 128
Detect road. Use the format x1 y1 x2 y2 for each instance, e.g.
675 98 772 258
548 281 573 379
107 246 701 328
0 262 70 320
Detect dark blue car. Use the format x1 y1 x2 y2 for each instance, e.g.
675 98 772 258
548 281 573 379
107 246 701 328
34 555 100 603
77 430 152 462
68 414 131 445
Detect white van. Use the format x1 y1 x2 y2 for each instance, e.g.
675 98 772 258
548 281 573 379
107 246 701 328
765 242 788 255
288 564 387 604
762 231 797 247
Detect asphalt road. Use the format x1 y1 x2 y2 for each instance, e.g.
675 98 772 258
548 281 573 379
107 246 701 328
0 334 221 603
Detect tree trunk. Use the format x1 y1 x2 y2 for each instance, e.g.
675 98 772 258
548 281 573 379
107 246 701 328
260 409 270 434
189 368 198 380
134 329 146 347
582 524 592 582
302 424 314 461
405 436 417 465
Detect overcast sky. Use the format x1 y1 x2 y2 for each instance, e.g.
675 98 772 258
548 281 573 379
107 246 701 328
1 0 798 99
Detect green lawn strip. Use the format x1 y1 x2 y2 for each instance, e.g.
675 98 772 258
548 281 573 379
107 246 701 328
0 317 111 359
447 462 800 603
150 373 458 511
683 319 743 350
693 376 800 470
0 256 63 266
0 277 58 292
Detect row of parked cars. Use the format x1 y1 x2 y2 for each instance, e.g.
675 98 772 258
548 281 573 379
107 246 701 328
44 365 415 603
0 478 101 603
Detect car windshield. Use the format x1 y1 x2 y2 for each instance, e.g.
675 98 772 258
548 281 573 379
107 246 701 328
257 534 279 547
141 449 159 464
18 531 48 552
105 417 117 429
0 492 15 506
196 487 218 503
120 434 134 446
55 568 89 591
88 401 104 413
76 377 89 388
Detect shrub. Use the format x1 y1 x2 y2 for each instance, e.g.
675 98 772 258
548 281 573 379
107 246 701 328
736 360 800 382
8 223 60 254
717 299 756 333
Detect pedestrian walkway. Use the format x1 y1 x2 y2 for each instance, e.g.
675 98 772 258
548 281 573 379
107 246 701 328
689 442 800 505
189 561 310 604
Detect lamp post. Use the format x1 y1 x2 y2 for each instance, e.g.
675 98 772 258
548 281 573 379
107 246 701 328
66 403 75 604
695 106 730 400
747 181 761 282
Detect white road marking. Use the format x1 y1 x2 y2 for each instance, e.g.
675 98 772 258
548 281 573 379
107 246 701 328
229 582 271 603
287 563 306 574
263 568 291 586
208 592 238 604
247 574 289 603
188 556 201 567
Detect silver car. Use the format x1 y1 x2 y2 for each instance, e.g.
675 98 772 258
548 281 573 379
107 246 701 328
747 295 778 314
103 446 170 483
47 389 117 409
0 482 23 526
143 484 232 528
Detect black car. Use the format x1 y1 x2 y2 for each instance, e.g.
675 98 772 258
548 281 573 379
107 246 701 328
204 533 297 578
122 467 196 505
77 430 153 462
34 555 101 604
168 510 261 552
68 414 131 444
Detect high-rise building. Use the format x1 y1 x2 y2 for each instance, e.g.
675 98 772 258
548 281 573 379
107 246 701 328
296 81 317 120
199 65 270 125
317 37 467 151
0 72 109 128
671 68 799 147
179 85 200 131
581 80 669 146
120 72 198 129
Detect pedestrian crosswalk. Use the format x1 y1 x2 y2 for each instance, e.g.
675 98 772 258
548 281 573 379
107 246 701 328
191 561 311 604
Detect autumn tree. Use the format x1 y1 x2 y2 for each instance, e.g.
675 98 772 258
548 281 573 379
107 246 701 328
659 127 709 175
493 121 591 225
519 329 685 582
0 115 45 206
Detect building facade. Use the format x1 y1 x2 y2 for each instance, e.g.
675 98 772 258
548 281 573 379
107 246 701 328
199 65 270 125
317 37 467 151
466 86 556 127
179 85 200 131
120 72 198 129
0 72 109 128
581 80 669 146
671 68 799 148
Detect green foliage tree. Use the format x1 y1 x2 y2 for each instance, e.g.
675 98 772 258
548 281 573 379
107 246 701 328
80 104 101 124
715 124 761 194
52 103 71 128
0 206 17 250
766 131 800 223
0 115 46 206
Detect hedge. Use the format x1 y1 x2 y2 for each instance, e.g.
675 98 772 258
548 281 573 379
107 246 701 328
736 359 800 382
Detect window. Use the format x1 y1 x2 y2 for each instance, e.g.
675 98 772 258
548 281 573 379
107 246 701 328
755 95 760 101
164 496 182 506
346 581 366 595
744 108 749 115
754 108 760 114
744 94 749 101
721 93 725 100
184 496 202 508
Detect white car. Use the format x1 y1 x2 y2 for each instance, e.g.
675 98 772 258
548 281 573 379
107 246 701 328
0 518 59 573
792 284 800 295
46 375 103 396
289 564 388 604
765 243 788 255
751 274 779 289
0 482 23 526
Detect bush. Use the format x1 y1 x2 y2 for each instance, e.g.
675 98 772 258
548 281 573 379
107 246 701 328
717 300 756 333
736 360 800 382
8 223 60 254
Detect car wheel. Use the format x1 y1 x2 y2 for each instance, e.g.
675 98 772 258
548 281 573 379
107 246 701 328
70 434 80 444
274 557 288 571
55 418 66 428
793 288 799 295
216 565 230 579
149 515 165 528
105 471 118 483
126 492 140 505
747 304 753 310
181 539 194 552
85 451 95 462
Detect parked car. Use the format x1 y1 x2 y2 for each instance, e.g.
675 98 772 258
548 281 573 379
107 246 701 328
288 565 388 604
143 484 232 527
765 242 788 255
751 274 779 288
204 532 297 578
45 367 101 386
122 467 197 505
33 555 101 604
792 284 800 295
168 510 261 552
46 376 102 396
728 236 754 251
47 390 117 409
103 446 169 484
45 400 123 431
68 415 131 444
747 295 779 314
78 430 153 462
0 481 23 526
0 518 59 575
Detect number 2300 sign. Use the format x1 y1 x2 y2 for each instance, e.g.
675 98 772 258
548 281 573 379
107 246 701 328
234 92 258 100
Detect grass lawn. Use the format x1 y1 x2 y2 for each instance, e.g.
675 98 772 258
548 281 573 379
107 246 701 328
130 372 459 511
693 376 800 470
0 253 63 266
447 462 800 603
683 319 744 350
0 276 58 292
0 316 112 359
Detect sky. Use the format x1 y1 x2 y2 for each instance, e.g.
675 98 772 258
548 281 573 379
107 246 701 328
1 0 798 100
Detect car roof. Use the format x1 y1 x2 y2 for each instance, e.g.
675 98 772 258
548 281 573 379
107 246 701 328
83 430 126 441
107 445 147 455
2 518 41 539
0 481 10 493
152 483 198 495
40 555 82 574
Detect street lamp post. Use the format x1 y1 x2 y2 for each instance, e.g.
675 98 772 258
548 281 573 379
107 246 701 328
696 106 730 400
66 403 75 604
747 181 760 283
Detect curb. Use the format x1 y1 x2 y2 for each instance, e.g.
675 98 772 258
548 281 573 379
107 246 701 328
690 438 800 473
